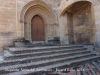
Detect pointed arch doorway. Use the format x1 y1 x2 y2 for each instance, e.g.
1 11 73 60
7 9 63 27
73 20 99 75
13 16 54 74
31 15 45 42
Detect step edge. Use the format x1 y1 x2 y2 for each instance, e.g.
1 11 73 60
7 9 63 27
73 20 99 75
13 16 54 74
3 56 99 75
0 53 96 70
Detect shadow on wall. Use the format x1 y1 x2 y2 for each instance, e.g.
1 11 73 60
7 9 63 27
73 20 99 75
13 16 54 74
64 1 94 45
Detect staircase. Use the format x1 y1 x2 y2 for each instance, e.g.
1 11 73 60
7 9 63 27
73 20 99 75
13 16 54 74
0 45 99 75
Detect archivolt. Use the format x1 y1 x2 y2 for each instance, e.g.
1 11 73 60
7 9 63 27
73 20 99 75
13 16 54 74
20 0 55 24
59 0 98 16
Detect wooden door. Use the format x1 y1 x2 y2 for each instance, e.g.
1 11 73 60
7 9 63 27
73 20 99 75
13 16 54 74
31 15 45 41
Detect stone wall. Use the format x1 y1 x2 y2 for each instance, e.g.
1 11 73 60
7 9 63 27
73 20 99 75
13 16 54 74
73 2 93 44
0 0 17 55
94 4 100 46
58 0 100 46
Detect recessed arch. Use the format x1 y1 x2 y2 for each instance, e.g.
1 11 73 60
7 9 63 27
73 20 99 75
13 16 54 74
24 5 53 24
20 0 56 42
20 0 55 24
59 0 95 45
59 0 98 17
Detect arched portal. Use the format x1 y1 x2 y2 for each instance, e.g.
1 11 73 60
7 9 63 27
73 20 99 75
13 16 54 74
60 1 95 45
20 0 56 43
31 15 45 42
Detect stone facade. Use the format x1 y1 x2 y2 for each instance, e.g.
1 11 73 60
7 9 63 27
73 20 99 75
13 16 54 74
0 0 17 55
58 0 100 45
0 0 100 55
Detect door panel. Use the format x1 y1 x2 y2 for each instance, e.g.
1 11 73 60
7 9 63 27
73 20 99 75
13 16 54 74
37 16 45 41
31 15 45 41
31 16 38 41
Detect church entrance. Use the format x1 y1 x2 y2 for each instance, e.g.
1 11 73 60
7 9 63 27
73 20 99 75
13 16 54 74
31 15 45 42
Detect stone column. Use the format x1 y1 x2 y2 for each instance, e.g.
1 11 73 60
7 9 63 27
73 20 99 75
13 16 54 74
93 5 100 47
17 20 24 38
59 13 69 45
45 23 58 43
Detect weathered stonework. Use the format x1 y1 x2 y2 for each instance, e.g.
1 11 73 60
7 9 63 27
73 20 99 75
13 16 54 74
0 0 17 55
58 0 100 46
0 0 100 55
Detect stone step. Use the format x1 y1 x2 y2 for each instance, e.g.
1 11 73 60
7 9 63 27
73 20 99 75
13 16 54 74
8 45 83 54
1 56 99 75
9 47 86 55
0 53 96 72
25 59 100 75
1 45 99 75
0 51 93 67
5 49 90 60
7 47 86 56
